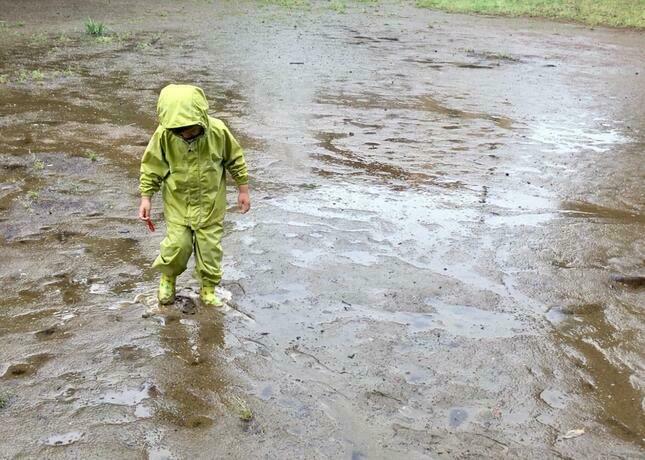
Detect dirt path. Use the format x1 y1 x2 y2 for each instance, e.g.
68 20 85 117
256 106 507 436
0 1 643 458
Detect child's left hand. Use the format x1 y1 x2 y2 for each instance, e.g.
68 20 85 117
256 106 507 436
238 185 251 214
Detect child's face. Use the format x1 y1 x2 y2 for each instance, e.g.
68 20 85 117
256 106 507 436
173 125 203 141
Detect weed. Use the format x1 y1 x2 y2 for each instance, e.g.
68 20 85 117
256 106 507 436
33 159 45 170
27 190 39 200
86 151 98 162
330 0 347 13
58 33 72 43
17 69 29 83
0 393 9 409
261 0 309 8
0 20 24 30
63 66 75 77
31 70 44 81
30 32 47 44
84 18 105 37
230 396 253 422
0 75 7 84
96 35 114 44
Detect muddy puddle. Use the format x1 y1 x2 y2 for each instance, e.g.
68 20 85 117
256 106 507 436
1 0 643 458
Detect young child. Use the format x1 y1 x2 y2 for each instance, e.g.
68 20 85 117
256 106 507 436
138 84 250 307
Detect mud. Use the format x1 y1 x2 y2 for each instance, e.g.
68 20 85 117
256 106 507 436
0 0 643 458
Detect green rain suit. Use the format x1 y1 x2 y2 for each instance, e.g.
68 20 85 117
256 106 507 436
139 84 248 284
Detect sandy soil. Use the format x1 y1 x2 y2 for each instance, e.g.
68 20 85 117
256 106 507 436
0 0 643 458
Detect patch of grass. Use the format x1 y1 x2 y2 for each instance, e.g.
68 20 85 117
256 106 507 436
31 70 44 81
415 0 645 28
261 0 309 8
0 393 9 409
30 32 47 44
23 190 40 210
84 17 105 37
330 0 347 13
86 151 99 162
0 20 24 30
96 35 114 44
17 69 29 83
230 396 254 422
57 33 72 43
63 66 76 77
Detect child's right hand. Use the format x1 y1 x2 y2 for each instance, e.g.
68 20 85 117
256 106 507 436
139 197 152 221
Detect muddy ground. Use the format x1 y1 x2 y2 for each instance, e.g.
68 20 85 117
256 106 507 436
0 0 643 458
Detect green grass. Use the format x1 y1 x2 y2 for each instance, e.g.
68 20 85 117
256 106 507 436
230 396 254 422
84 18 105 36
86 151 99 162
330 0 348 13
415 0 645 28
261 0 310 7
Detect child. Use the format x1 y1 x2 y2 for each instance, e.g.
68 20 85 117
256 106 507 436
138 84 250 307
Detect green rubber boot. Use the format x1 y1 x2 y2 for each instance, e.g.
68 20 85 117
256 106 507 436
200 282 223 307
158 274 176 304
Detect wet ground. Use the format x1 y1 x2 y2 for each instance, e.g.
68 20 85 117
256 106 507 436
0 0 643 458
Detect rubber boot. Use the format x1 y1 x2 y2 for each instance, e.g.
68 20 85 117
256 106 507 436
200 281 223 307
158 273 176 304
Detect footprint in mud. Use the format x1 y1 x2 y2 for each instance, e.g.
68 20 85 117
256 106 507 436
175 295 197 315
113 344 147 362
34 324 68 340
1 353 54 379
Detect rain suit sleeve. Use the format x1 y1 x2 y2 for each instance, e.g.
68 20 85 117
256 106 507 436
139 128 169 197
222 126 249 186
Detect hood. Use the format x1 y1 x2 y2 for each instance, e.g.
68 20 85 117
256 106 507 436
157 84 209 130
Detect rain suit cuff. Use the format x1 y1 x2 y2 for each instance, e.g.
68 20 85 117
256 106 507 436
234 175 249 187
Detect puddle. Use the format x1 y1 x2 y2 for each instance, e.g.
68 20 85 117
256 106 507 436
529 121 629 154
42 431 84 447
94 382 156 406
327 301 524 339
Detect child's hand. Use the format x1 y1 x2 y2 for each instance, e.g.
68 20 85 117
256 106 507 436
139 196 152 221
237 185 251 214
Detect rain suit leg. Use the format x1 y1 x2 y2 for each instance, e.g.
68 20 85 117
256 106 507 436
152 222 193 277
194 221 224 285
152 221 224 284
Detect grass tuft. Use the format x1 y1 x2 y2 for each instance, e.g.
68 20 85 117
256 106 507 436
84 18 105 36
230 396 254 422
330 0 347 13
